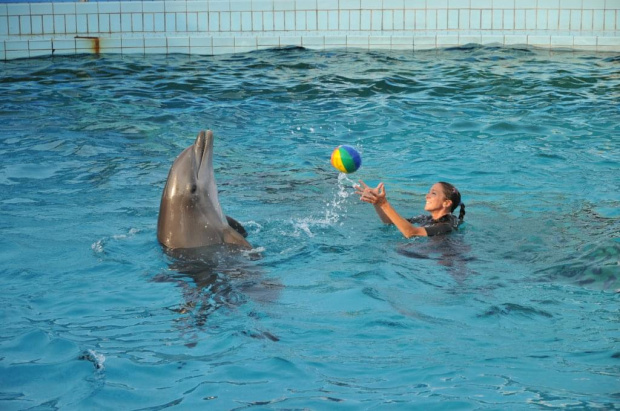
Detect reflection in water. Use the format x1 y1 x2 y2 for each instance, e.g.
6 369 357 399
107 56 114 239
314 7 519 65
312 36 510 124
153 245 281 346
396 234 475 282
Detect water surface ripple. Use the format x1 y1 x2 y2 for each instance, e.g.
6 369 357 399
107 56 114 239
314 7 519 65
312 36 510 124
0 46 619 410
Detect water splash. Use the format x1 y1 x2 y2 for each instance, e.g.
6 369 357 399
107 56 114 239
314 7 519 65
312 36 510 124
288 173 357 237
79 349 105 371
91 239 104 254
91 228 141 255
326 172 357 222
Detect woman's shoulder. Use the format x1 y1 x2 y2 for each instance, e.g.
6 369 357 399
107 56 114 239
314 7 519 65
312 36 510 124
436 214 460 227
407 214 432 225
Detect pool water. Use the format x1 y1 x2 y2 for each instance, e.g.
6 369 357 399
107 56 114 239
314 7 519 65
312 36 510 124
1 47 619 409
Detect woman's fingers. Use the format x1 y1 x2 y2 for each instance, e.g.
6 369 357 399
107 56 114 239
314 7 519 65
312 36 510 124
354 180 386 205
377 182 385 195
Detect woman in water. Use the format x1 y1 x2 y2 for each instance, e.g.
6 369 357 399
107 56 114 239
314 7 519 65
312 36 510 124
355 181 465 238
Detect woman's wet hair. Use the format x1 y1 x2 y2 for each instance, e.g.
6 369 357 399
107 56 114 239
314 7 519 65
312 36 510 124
438 181 466 221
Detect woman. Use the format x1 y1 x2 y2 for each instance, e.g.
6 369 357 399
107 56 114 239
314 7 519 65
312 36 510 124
355 180 465 238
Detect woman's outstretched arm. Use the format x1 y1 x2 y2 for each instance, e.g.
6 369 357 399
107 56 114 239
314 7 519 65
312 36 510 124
355 180 427 238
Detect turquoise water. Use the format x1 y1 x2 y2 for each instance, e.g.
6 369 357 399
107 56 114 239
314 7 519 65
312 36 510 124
1 47 619 409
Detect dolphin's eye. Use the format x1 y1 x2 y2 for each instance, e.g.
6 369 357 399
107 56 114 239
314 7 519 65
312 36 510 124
190 184 197 194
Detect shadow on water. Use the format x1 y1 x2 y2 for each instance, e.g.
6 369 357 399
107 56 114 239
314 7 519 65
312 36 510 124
153 245 282 346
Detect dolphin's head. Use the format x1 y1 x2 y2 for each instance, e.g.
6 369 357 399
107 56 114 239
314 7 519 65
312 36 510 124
164 130 223 216
157 130 230 249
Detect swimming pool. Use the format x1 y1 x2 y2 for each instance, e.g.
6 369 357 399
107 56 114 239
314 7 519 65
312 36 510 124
1 46 618 409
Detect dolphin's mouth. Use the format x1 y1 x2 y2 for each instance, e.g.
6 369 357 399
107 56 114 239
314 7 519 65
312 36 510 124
194 130 214 179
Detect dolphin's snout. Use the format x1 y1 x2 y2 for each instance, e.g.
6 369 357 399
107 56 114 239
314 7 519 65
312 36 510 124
194 130 214 150
193 131 206 163
204 130 214 152
193 130 214 178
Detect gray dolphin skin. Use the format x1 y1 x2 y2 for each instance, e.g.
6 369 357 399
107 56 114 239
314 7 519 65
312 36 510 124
157 130 251 250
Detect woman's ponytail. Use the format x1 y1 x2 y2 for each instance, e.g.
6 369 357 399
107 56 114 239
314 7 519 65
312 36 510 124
458 203 465 222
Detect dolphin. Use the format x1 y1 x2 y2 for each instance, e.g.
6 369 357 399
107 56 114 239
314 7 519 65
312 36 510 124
157 130 251 250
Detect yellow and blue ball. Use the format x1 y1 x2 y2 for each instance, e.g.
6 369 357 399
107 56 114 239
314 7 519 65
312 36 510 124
331 145 362 174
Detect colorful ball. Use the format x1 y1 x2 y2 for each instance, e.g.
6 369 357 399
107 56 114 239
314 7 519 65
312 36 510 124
331 145 362 174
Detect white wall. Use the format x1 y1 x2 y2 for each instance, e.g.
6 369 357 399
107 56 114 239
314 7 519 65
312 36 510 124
1 0 620 59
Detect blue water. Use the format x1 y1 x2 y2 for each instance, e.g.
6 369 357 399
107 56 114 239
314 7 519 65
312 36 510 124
1 47 619 410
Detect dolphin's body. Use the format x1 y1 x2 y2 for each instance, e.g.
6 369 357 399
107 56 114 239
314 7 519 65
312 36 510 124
157 130 251 250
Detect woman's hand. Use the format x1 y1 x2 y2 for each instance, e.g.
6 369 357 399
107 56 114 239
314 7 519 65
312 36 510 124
354 180 426 238
355 180 387 205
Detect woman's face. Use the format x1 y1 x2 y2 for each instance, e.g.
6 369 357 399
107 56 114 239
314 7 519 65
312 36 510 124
424 183 449 212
